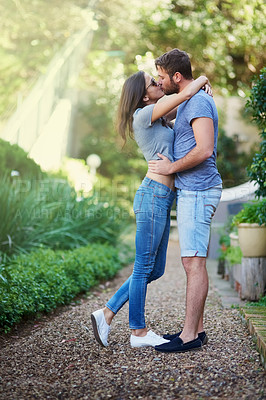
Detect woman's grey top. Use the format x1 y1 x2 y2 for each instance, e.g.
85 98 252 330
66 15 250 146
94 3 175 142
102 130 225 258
133 104 174 162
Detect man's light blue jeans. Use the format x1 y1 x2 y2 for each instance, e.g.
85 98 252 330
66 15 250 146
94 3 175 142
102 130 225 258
106 177 175 329
176 185 222 257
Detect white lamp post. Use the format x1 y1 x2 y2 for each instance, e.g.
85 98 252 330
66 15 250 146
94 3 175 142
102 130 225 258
86 154 101 177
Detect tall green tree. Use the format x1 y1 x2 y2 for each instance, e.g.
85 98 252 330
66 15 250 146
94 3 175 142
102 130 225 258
93 0 265 93
78 0 262 187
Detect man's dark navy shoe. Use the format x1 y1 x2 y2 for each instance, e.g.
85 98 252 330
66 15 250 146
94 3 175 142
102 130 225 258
163 331 208 345
155 336 202 353
163 330 182 341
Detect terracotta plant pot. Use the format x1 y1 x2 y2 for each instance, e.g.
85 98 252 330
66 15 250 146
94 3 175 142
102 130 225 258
238 223 266 257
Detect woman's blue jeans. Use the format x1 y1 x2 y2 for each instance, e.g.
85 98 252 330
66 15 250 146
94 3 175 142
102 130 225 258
106 177 175 329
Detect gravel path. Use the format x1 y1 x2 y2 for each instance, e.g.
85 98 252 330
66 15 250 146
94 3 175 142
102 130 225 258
0 240 265 400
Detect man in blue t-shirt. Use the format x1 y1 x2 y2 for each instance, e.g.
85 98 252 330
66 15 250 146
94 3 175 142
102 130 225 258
149 48 222 354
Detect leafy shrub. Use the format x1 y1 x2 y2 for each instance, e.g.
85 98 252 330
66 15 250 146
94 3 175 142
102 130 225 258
246 67 266 132
246 295 266 307
224 246 242 266
0 138 44 179
0 176 129 255
232 199 266 226
245 67 266 198
0 243 122 332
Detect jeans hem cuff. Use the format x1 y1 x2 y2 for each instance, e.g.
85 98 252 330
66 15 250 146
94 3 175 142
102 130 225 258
181 251 207 257
129 326 146 330
105 304 117 314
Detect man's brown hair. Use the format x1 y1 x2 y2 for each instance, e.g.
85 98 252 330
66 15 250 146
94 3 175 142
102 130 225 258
155 48 193 80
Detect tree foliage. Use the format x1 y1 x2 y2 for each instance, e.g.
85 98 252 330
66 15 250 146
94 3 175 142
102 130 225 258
0 138 44 179
246 67 266 198
78 0 262 188
93 0 266 94
0 0 92 117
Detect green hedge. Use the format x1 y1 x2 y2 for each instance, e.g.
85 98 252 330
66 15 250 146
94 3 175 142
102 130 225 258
0 138 44 179
0 243 122 332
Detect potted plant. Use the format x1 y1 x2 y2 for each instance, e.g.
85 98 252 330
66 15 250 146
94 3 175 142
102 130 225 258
232 199 266 257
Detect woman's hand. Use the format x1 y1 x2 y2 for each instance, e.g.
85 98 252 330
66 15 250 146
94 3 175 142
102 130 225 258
151 76 209 123
202 80 213 97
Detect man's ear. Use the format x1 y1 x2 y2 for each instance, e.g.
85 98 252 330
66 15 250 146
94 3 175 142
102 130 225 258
172 72 182 83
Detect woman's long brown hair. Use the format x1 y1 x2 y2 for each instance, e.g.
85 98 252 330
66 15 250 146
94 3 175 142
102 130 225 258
116 71 146 143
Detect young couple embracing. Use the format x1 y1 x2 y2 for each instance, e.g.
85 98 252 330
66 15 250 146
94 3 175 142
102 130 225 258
91 48 222 353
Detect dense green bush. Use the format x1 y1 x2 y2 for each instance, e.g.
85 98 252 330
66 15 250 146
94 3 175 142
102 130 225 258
246 67 266 199
0 176 129 255
0 138 44 179
0 243 122 332
224 246 242 266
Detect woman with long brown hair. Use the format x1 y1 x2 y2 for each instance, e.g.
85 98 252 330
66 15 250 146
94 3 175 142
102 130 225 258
91 71 211 348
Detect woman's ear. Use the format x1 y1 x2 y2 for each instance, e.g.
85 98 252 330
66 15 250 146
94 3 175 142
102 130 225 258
143 95 149 103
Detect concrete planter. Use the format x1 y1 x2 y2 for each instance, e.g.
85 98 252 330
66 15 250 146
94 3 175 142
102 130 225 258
238 223 266 257
229 232 239 247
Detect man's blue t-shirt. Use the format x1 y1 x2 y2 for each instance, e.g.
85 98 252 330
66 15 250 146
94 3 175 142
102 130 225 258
174 90 222 190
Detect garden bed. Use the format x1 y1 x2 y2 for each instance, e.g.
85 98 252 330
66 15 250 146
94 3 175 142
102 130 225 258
0 243 125 333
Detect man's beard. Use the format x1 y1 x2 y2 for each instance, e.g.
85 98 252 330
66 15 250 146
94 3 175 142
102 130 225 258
163 80 180 95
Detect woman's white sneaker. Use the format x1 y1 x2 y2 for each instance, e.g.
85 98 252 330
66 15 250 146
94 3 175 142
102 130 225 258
130 330 170 348
91 309 110 347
